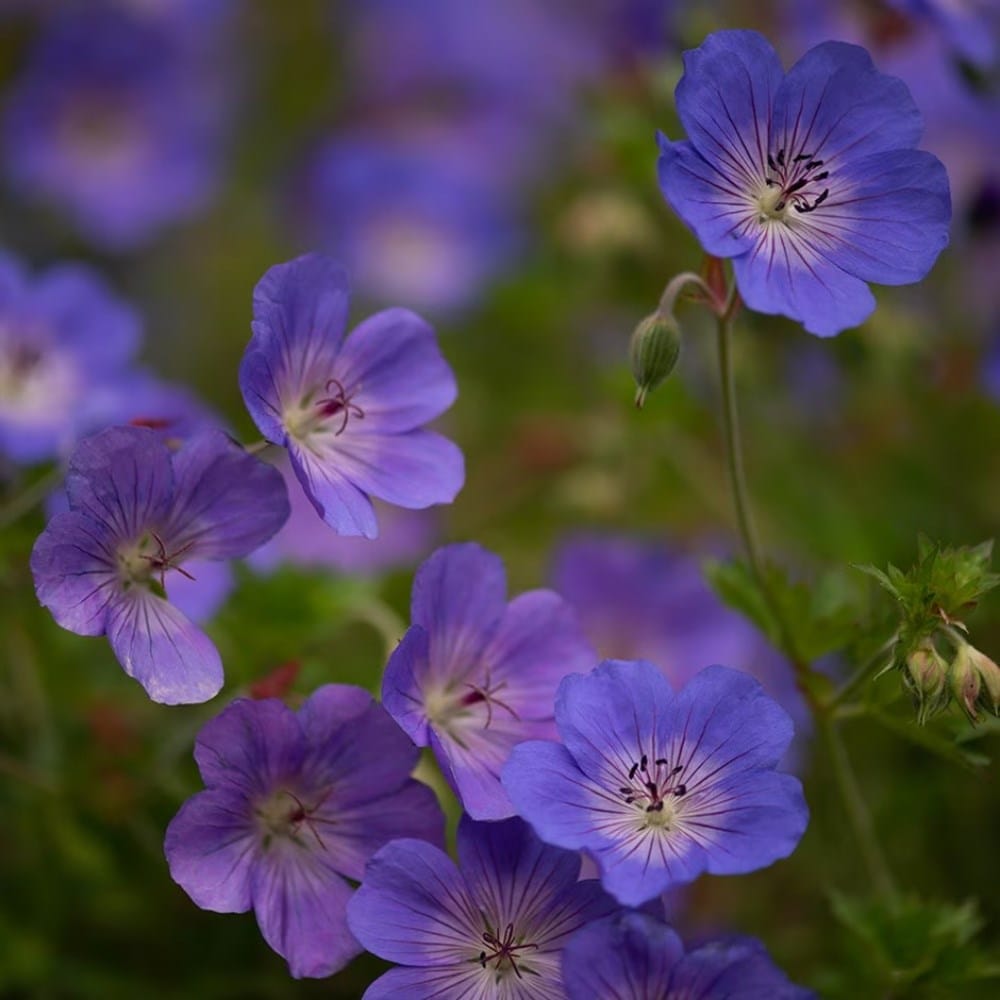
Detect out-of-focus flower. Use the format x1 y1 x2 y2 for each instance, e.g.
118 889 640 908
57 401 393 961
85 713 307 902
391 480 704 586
658 30 951 336
382 543 596 820
31 426 288 704
562 910 815 1000
248 456 436 576
239 253 463 539
165 686 444 978
2 8 226 249
888 0 998 68
503 660 808 906
346 815 616 998
301 137 520 315
0 252 140 465
550 534 806 728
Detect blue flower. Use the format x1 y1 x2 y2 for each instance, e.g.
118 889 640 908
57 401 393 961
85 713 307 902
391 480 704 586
562 910 815 1000
658 30 951 336
165 685 444 979
888 0 997 68
502 660 808 906
300 135 521 315
346 815 616 998
382 543 596 820
238 253 464 538
0 251 141 465
2 8 225 250
30 426 289 704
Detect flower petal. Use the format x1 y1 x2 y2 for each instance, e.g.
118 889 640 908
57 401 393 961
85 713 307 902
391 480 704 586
346 838 481 967
382 625 434 746
286 439 378 538
161 430 290 559
106 589 223 705
163 787 258 913
334 307 458 433
31 510 119 636
251 846 361 978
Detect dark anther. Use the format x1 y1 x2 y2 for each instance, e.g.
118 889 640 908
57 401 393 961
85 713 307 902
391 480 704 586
805 159 824 170
672 765 684 775
786 177 809 195
812 171 829 182
646 801 665 813
674 784 687 797
767 154 777 171
776 148 786 166
628 762 639 780
640 755 648 771
479 951 487 968
619 786 633 795
793 151 814 162
655 758 669 766
775 200 786 211
645 781 658 794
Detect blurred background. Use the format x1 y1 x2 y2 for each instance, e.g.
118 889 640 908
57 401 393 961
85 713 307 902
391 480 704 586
0 0 998 996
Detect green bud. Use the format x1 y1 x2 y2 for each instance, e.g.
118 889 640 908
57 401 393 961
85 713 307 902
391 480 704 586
905 641 949 724
629 311 681 408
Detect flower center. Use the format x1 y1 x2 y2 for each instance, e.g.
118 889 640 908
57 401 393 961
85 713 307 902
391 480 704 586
756 145 830 223
424 666 520 733
284 377 365 442
618 753 687 829
478 921 538 981
116 531 196 592
254 787 333 850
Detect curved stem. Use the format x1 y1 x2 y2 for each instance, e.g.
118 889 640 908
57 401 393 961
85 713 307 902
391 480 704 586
821 715 897 903
830 633 899 708
715 311 806 675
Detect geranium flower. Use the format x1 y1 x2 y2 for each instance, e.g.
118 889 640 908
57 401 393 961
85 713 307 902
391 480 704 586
165 685 444 978
562 910 814 1000
346 815 616 998
502 659 808 905
381 543 596 819
239 253 463 538
30 426 288 704
657 30 951 336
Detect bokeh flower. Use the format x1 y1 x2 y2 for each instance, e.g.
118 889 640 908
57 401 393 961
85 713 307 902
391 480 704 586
658 29 951 336
239 253 463 538
562 910 815 1000
346 815 616 998
0 252 140 465
31 426 288 704
165 685 444 978
503 659 808 905
382 542 596 819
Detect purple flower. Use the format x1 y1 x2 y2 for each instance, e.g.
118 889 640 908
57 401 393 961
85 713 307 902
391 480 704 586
30 426 289 704
382 543 596 820
0 252 140 465
248 456 437 576
562 911 814 1000
502 660 808 906
165 685 444 979
346 815 616 998
239 253 463 538
658 30 951 336
2 9 226 249
889 0 997 68
300 136 521 315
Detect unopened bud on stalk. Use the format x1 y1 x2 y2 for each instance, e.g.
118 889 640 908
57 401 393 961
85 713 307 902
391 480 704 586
948 642 1000 723
905 641 949 724
630 311 681 408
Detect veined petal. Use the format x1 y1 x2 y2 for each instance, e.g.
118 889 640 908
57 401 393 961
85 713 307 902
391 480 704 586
361 965 503 1000
163 787 258 914
287 439 378 538
411 543 508 679
334 307 458 434
162 429 290 559
64 426 174 540
326 427 465 511
675 30 784 188
251 846 361 979
657 135 758 259
106 589 223 705
31 509 120 636
772 42 923 170
732 225 876 336
193 697 305 792
382 626 434 746
346 838 481 967
803 148 951 285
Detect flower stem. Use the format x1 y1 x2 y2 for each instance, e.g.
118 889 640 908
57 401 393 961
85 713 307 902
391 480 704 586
715 311 806 675
244 439 273 456
820 715 897 903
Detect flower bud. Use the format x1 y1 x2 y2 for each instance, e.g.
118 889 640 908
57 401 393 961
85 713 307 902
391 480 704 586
630 311 681 408
968 645 1000 716
905 641 948 723
950 644 984 723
